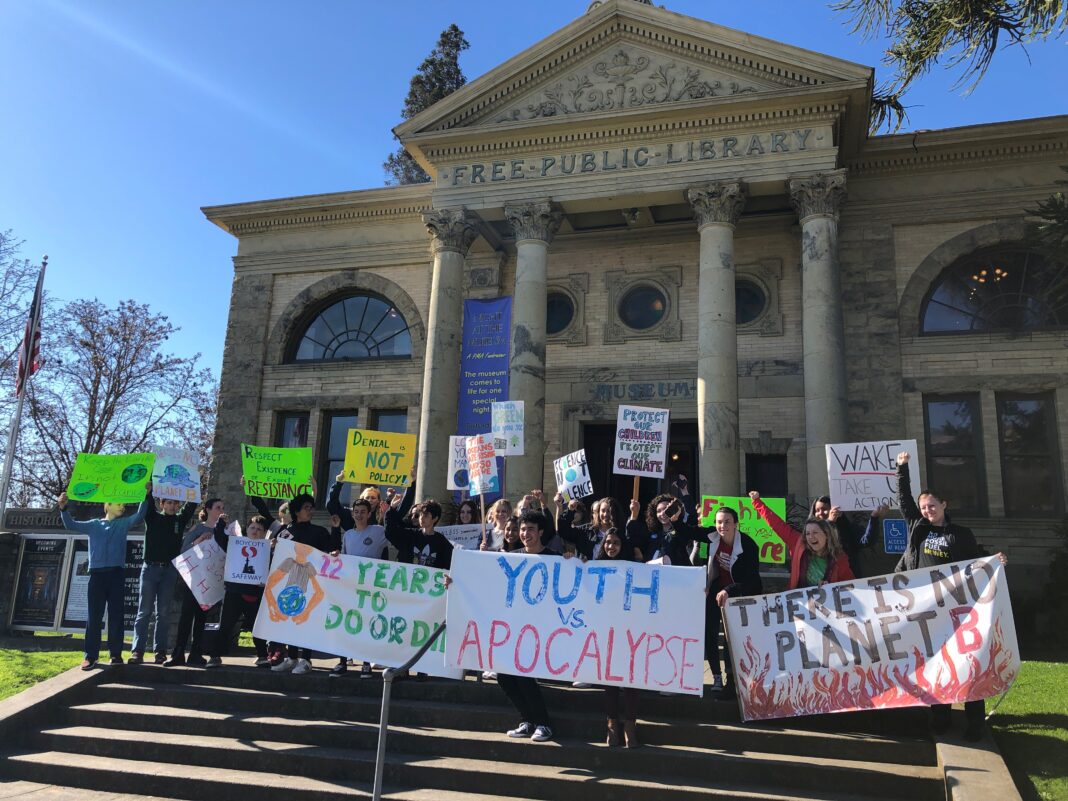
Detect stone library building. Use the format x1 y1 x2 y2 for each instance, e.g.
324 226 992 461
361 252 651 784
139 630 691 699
204 0 1068 598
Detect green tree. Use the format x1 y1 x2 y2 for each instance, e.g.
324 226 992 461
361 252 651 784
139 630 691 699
834 0 1066 131
383 24 470 185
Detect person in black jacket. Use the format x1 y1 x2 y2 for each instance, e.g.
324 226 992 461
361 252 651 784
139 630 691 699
385 491 453 570
555 494 624 560
625 493 691 564
129 497 196 664
206 514 270 669
597 528 642 748
894 452 1007 741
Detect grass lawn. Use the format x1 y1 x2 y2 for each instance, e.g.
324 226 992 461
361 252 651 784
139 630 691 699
0 642 84 702
991 659 1068 801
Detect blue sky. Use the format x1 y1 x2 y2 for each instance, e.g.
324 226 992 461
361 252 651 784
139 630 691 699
1 0 1063 378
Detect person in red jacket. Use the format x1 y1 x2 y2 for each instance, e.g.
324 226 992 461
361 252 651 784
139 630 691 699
748 491 854 589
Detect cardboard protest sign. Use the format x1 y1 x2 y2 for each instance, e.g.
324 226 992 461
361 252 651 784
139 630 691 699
223 537 271 586
173 539 225 611
436 524 484 551
826 439 921 512
465 434 499 496
253 538 459 679
613 405 669 478
446 549 706 695
447 436 470 491
342 428 416 488
151 446 201 504
699 495 788 565
67 453 155 504
240 444 313 499
491 401 524 456
554 449 592 503
723 557 1019 722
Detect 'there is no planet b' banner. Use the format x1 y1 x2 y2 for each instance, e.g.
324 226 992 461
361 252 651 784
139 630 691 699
723 556 1019 721
253 538 459 679
446 549 706 695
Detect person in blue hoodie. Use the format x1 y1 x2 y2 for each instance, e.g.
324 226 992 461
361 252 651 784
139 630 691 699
58 482 151 670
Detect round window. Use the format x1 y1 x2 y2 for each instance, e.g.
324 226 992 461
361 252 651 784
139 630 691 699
736 280 768 325
546 292 575 335
618 285 667 330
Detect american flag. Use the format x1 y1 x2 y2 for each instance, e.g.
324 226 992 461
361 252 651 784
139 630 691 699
15 259 46 398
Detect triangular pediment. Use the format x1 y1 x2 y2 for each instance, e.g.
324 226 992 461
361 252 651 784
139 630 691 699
396 0 872 141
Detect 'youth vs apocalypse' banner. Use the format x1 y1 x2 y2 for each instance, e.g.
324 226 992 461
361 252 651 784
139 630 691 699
446 549 706 695
253 538 459 679
723 557 1019 721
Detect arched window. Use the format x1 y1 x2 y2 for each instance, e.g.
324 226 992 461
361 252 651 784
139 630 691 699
290 294 412 361
920 246 1068 334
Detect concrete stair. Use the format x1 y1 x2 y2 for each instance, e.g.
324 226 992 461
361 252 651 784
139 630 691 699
1 657 945 801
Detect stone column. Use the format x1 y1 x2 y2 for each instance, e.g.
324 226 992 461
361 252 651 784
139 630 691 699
687 181 747 496
789 170 848 499
503 200 563 497
417 208 479 503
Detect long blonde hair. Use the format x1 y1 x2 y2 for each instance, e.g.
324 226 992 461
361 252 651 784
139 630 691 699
804 517 844 560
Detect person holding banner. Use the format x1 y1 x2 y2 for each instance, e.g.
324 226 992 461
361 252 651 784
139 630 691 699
894 452 1006 741
555 495 624 560
385 492 454 570
748 491 854 590
626 494 690 564
595 528 642 748
58 482 152 670
166 498 226 667
129 496 196 665
206 514 270 668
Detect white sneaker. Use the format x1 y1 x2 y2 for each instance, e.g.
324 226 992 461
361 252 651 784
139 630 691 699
482 671 497 680
291 658 312 675
508 722 534 738
531 725 554 742
572 681 591 689
271 657 296 673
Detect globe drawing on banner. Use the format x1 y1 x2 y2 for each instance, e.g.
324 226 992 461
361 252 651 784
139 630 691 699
71 482 99 500
121 463 149 483
159 464 198 489
453 468 469 488
277 586 307 618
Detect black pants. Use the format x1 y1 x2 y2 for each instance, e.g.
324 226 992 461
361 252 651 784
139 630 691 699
172 584 208 658
85 568 125 660
211 592 267 659
497 674 552 728
933 700 985 728
604 687 639 720
705 593 731 678
287 645 314 660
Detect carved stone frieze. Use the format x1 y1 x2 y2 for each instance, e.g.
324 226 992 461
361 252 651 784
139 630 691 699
493 47 760 124
422 208 479 255
504 200 564 243
687 180 748 228
788 170 848 223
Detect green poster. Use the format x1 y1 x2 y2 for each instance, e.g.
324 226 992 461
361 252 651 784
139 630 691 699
67 453 155 504
698 494 788 565
241 443 314 499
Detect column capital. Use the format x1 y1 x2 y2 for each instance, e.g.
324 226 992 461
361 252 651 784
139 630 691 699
504 199 564 244
423 208 479 256
686 180 747 229
788 170 847 223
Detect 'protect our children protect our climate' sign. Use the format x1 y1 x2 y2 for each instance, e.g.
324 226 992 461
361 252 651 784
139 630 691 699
67 453 155 504
826 439 920 511
253 538 460 679
342 429 416 488
446 549 706 695
699 495 788 565
613 405 669 478
240 444 313 499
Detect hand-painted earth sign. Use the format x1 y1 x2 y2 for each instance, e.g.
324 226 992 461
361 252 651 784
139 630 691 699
253 538 460 679
554 449 592 503
240 444 313 499
152 446 201 503
613 405 669 478
446 549 706 695
491 401 524 456
698 495 787 565
447 436 470 492
723 557 1019 721
67 453 156 504
826 439 920 511
173 539 226 611
465 434 499 496
342 428 416 488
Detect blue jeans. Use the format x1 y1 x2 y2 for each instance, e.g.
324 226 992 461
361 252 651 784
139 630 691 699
131 563 177 655
85 567 125 661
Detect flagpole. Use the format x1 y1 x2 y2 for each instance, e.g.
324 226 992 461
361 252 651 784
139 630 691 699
0 257 47 525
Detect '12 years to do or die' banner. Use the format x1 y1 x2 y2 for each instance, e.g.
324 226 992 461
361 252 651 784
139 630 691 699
723 557 1019 721
253 538 459 679
446 549 706 695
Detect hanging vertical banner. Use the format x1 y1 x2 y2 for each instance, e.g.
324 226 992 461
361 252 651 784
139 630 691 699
465 434 499 496
446 436 470 491
457 298 511 499
491 401 524 455
613 405 670 478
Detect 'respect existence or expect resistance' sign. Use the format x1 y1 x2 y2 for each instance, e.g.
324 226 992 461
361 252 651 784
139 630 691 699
240 444 313 499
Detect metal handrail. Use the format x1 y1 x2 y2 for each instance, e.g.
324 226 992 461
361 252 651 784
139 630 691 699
371 622 446 801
